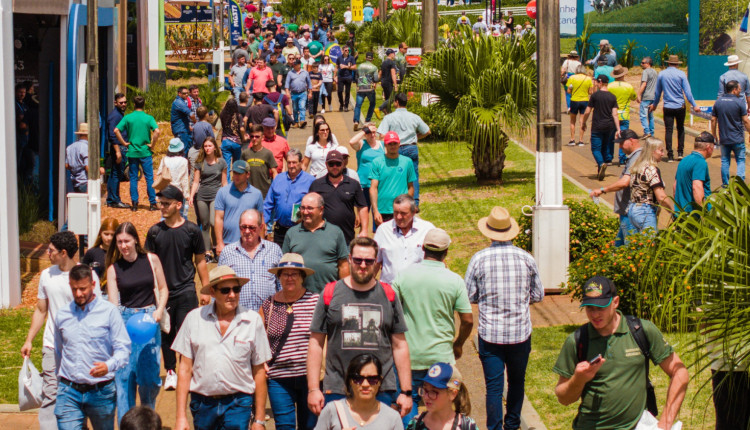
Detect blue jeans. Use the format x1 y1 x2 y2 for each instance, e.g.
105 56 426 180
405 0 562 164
268 376 317 429
590 130 615 167
563 84 571 109
190 392 254 430
233 86 245 100
478 336 531 430
404 369 429 426
55 380 116 430
354 91 376 123
627 202 658 234
221 139 243 181
721 143 746 187
640 99 654 136
106 145 127 204
618 120 629 163
615 213 636 247
128 156 156 205
291 92 307 123
399 144 420 206
115 306 162 424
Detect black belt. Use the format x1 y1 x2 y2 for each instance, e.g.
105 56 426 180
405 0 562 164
60 377 113 393
192 391 243 400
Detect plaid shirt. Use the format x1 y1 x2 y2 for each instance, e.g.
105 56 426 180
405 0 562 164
218 239 283 311
465 241 544 344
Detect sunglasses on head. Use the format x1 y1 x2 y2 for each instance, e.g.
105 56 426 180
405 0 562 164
351 374 381 385
215 285 242 295
351 257 376 266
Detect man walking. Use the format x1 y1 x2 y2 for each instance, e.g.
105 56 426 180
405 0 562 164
282 192 349 293
171 86 193 151
230 55 249 99
582 75 619 181
309 150 368 244
106 93 130 209
336 46 357 111
247 58 275 96
285 60 312 129
650 55 701 161
718 55 750 105
375 49 399 116
369 131 417 226
214 161 265 255
242 125 278 198
637 57 657 137
392 229 473 425
173 266 272 430
66 123 90 193
353 52 379 131
465 206 544 430
53 265 130 430
115 95 161 211
712 80 750 186
376 95 430 207
674 132 714 216
553 276 688 430
146 185 210 391
609 65 637 165
263 149 314 247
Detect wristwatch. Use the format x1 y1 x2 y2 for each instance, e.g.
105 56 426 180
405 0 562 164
401 390 413 397
254 419 266 426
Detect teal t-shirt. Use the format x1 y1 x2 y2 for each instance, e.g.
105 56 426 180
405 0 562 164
674 151 711 215
368 155 416 215
116 110 158 159
281 222 349 293
594 65 614 85
356 141 385 188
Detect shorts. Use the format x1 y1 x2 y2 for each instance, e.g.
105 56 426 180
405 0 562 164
570 100 587 115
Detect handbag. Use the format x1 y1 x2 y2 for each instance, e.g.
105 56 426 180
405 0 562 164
18 357 42 411
153 164 172 191
147 254 171 333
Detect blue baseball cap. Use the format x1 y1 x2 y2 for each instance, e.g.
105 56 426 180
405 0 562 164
421 362 462 390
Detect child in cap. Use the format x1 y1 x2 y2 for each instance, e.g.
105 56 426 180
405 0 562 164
406 362 477 430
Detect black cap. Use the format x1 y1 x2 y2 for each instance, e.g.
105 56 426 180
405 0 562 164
365 52 374 59
614 129 639 143
385 48 396 55
580 276 617 307
156 185 184 202
695 131 715 144
596 75 609 84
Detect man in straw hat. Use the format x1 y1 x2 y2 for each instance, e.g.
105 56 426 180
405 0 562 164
649 54 701 162
464 207 544 430
172 265 272 430
608 65 637 166
718 54 750 106
66 123 90 193
363 2 375 22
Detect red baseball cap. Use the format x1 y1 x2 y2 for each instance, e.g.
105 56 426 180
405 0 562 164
383 131 400 144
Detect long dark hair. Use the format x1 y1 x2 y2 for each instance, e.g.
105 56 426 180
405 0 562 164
220 98 242 136
105 222 148 268
313 119 333 145
344 353 382 398
92 217 120 249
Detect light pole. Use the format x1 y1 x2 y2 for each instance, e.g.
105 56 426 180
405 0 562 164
87 0 102 242
533 0 569 292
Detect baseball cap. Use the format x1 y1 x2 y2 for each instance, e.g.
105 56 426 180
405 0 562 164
286 37 293 43
385 48 395 55
580 276 617 307
614 129 639 143
335 146 349 157
383 131 400 145
232 160 250 174
695 131 715 144
156 185 184 202
596 75 609 84
423 228 451 251
422 362 463 390
325 150 344 164
262 117 277 127
365 52 374 60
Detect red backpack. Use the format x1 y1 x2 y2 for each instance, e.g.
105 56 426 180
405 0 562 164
322 281 396 306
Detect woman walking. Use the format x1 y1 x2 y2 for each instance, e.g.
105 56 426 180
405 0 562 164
82 217 119 280
189 137 227 262
627 137 671 236
348 122 384 213
218 98 246 180
303 120 339 178
319 55 336 114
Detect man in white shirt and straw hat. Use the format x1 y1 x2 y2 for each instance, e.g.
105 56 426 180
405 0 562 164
718 54 750 106
464 206 544 430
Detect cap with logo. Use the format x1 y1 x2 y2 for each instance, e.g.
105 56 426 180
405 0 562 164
580 276 617 307
325 150 344 164
422 362 463 390
383 131 400 144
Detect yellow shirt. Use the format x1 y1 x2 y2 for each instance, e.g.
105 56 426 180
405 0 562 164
608 81 636 121
567 74 593 102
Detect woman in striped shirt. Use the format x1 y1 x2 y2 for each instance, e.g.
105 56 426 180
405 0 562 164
261 253 320 429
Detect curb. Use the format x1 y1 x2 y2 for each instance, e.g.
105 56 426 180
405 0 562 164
0 404 36 413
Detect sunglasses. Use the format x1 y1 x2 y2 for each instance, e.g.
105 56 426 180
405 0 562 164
351 257 376 266
351 374 381 385
215 285 242 294
319 128 330 132
327 161 342 167
240 224 259 231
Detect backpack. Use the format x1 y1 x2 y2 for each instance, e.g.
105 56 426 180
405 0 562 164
574 315 658 416
263 93 290 136
323 281 396 306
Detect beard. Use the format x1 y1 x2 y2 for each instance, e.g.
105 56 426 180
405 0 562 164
351 268 374 284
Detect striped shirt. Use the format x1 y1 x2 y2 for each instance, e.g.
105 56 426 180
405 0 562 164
261 290 319 379
218 240 283 311
464 241 544 344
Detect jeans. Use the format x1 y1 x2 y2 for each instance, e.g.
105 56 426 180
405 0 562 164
128 156 156 205
268 376 317 429
233 86 245 100
640 99 654 136
590 130 615 166
41 347 59 429
322 82 333 109
615 213 635 247
627 202 658 234
161 293 198 371
379 82 394 112
618 120 629 163
106 145 128 205
478 336 532 430
310 91 320 116
337 79 352 108
720 143 746 187
55 380 116 430
399 144 420 206
115 305 162 424
291 92 307 123
221 139 242 181
354 91 376 124
663 106 686 157
404 369 429 425
190 392 254 430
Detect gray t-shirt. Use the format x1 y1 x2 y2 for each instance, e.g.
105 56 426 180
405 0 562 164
310 280 408 394
614 148 642 216
641 68 658 101
314 400 404 430
230 64 248 88
195 158 227 201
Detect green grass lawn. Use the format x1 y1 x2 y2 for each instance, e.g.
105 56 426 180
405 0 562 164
527 325 717 430
585 0 688 33
0 309 41 404
561 37 577 56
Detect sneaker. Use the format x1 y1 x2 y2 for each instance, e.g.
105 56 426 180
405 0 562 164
164 370 177 391
667 157 675 163
299 121 307 129
374 108 382 119
344 106 349 112
321 109 325 114
149 203 159 211
338 107 343 112
131 204 138 212
676 153 684 161
353 122 360 131
567 140 576 146
597 164 608 181
577 141 585 146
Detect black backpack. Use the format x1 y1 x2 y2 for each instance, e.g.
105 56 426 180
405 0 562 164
574 315 658 416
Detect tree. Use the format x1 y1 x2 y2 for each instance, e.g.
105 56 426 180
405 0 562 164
358 8 422 50
405 32 537 182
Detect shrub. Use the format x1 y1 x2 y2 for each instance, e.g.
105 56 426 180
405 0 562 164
405 97 452 141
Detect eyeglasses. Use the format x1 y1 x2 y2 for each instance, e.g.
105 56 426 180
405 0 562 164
280 271 301 278
418 386 441 400
327 161 342 167
351 257 376 266
351 374 381 385
240 224 259 231
319 128 330 133
299 206 320 211
215 285 242 295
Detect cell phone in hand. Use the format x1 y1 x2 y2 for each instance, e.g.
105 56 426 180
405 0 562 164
364 127 371 135
589 354 603 365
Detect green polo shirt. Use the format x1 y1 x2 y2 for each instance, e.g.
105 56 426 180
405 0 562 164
116 110 158 159
553 311 674 430
392 260 472 370
281 221 349 293
368 155 415 215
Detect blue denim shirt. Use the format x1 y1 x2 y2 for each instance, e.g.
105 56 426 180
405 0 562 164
652 67 697 110
718 69 750 98
285 69 312 93
171 97 192 135
263 170 314 227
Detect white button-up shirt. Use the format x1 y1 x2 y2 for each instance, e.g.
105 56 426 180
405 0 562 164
171 304 272 396
374 217 435 284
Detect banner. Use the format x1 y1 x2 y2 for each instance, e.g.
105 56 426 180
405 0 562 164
229 0 242 46
164 3 215 54
560 0 576 36
583 0 688 34
352 0 364 22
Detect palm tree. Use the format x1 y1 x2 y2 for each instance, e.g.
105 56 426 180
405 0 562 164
358 8 422 51
277 0 320 24
404 32 537 181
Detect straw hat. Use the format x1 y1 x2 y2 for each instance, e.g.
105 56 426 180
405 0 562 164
200 265 249 295
666 55 682 65
268 253 315 276
74 123 89 135
611 65 628 78
477 207 520 241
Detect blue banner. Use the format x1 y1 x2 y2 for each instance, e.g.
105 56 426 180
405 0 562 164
229 0 242 46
